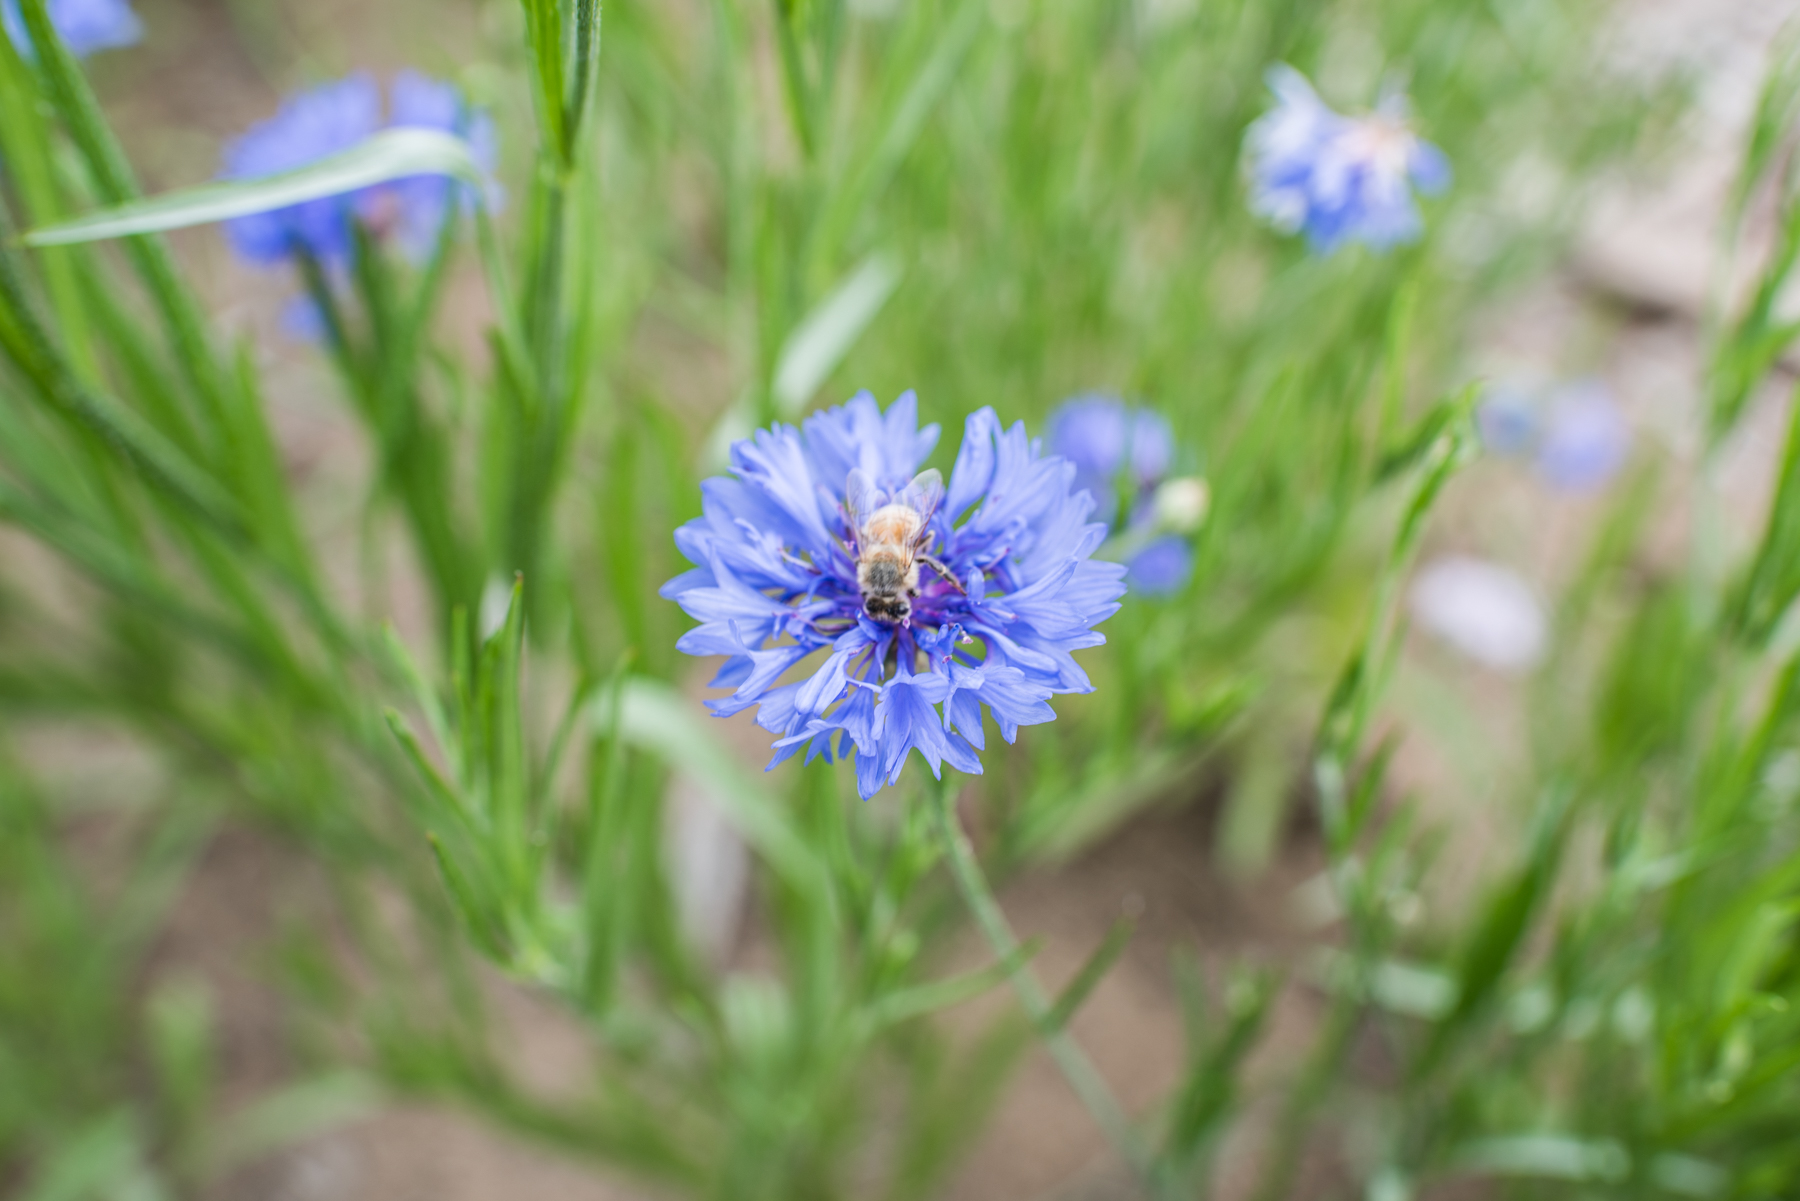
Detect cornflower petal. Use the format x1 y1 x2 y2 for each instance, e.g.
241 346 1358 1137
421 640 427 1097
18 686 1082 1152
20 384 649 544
877 671 981 793
942 663 1055 747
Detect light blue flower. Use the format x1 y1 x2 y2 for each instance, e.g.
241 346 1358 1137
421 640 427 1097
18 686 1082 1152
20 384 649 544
1046 395 1195 596
384 71 501 257
1047 394 1173 526
2 0 140 57
1536 381 1628 492
1125 537 1193 594
663 392 1126 800
222 71 495 269
1245 65 1449 254
1476 383 1540 456
1478 378 1629 493
223 75 380 268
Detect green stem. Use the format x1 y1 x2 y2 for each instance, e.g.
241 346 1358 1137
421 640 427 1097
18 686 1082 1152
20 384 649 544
925 771 1150 1175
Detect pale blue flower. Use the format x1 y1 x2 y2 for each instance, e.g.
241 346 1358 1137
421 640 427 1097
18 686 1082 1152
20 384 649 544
1126 537 1194 594
663 392 1126 800
1536 381 1629 492
1047 394 1173 525
1046 395 1194 596
2 0 140 57
1477 383 1539 456
1478 379 1629 493
1246 65 1449 254
222 71 495 269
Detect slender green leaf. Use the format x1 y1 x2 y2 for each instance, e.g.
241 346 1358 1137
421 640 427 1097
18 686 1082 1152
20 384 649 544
1046 919 1134 1033
865 939 1042 1031
589 678 827 900
23 129 490 247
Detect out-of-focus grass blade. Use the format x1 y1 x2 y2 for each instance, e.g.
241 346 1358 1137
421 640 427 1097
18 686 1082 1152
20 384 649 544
771 253 901 415
588 678 826 900
1309 950 1458 1020
208 1072 384 1177
865 939 1041 1031
889 1010 1034 1201
814 0 986 264
1732 377 1800 643
1651 1154 1730 1198
1412 786 1569 1079
1728 24 1800 237
424 830 509 960
1453 1134 1628 1183
19 1110 161 1201
1159 965 1272 1184
1046 919 1134 1032
22 129 489 248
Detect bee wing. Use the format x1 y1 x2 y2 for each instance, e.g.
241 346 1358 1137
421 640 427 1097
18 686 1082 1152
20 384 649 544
899 468 945 542
844 468 883 540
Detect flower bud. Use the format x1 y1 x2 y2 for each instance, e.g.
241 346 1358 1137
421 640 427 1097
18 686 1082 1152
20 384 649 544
1153 476 1210 533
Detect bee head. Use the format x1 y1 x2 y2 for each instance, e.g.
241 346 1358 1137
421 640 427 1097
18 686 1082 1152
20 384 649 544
864 594 911 624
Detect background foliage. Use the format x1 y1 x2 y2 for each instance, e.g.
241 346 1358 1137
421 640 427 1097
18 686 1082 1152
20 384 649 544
5 0 1797 1199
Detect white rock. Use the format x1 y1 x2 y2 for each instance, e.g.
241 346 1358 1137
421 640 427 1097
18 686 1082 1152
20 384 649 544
1409 555 1548 672
664 774 751 965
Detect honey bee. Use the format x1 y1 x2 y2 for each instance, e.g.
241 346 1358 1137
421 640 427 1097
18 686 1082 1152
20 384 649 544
845 467 960 624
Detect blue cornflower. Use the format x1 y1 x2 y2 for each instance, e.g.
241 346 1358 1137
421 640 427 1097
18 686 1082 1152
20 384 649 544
1125 536 1194 595
1245 65 1449 254
223 71 495 269
1476 378 1630 493
2 0 140 57
1475 382 1539 456
1046 395 1204 597
1048 395 1173 526
1535 381 1629 492
663 392 1127 800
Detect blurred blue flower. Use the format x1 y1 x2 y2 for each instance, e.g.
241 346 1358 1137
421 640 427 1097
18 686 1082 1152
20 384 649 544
1476 383 1540 456
1046 395 1197 596
1536 381 1629 492
2 0 141 57
223 71 494 270
223 75 379 268
1047 394 1173 525
384 70 501 257
1126 537 1193 594
1245 65 1449 254
663 392 1126 800
1478 378 1629 493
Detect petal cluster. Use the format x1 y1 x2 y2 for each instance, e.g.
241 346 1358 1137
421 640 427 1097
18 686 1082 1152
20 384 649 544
1047 395 1196 596
1 0 140 57
1245 65 1449 254
663 392 1127 799
1477 379 1630 493
222 71 496 268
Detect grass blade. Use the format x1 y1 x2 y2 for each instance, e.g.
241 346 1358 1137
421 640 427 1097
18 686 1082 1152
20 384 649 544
23 129 490 247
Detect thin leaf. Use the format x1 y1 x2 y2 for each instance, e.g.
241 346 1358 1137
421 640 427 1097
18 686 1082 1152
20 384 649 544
865 938 1042 1031
1046 919 1134 1032
771 253 902 415
22 129 490 247
589 678 827 902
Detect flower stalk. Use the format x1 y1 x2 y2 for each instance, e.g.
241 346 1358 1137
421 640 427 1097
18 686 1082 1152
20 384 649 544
925 770 1151 1175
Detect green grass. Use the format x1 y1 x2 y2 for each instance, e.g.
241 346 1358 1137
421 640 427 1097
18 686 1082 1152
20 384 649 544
7 0 1798 1199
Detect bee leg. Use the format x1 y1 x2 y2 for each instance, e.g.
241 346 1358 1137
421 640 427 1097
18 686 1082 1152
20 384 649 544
922 555 966 594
